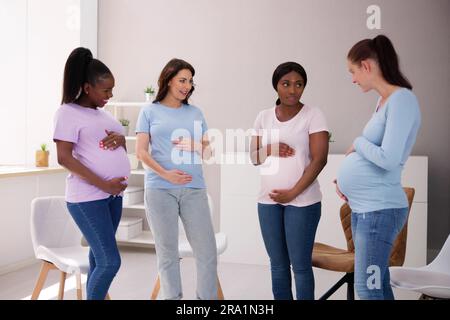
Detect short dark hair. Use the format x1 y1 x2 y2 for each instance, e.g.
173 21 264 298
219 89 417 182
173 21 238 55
61 47 113 104
347 34 412 90
272 62 308 105
154 58 196 105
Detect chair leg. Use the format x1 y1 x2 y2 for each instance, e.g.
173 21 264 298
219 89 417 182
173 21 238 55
58 271 67 300
76 272 83 300
347 272 355 300
217 276 224 300
151 274 160 300
319 273 354 300
31 261 54 300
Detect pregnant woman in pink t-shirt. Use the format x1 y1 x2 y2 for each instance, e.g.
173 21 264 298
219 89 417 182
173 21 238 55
250 62 329 300
53 47 130 300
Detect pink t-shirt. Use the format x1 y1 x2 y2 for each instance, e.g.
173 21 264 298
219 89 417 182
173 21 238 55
53 103 131 203
253 105 328 207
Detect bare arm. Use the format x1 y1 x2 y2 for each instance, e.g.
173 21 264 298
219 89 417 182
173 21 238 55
250 136 269 166
291 131 329 196
250 136 295 166
200 133 212 161
55 140 127 195
172 133 212 160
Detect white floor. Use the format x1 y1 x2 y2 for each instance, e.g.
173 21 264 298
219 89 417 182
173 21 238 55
0 246 419 300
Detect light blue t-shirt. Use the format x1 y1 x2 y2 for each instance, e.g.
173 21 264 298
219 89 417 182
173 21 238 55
337 88 421 213
136 102 208 189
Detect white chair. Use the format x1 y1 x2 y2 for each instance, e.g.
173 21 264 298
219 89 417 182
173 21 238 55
151 194 228 299
30 196 90 300
390 235 450 299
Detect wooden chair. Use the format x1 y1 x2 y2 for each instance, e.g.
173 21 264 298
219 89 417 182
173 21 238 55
312 187 415 299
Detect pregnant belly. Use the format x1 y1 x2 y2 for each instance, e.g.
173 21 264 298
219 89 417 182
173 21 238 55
260 156 303 191
80 149 131 180
337 153 383 199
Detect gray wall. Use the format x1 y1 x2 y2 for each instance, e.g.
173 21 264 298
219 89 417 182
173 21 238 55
98 0 450 253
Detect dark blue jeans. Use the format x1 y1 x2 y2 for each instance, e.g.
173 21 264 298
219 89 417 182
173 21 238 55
67 196 122 300
258 202 321 300
352 207 408 300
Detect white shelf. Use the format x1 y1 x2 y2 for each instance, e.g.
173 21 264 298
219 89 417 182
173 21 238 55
109 101 149 249
117 230 154 246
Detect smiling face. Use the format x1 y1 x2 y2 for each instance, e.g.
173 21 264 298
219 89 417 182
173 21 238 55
167 69 194 102
83 75 114 108
276 71 305 107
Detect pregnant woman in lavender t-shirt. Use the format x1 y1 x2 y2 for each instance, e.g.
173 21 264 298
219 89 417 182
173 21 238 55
53 47 130 300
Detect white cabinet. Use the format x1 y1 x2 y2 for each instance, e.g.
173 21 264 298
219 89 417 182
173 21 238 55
220 153 428 268
105 102 154 247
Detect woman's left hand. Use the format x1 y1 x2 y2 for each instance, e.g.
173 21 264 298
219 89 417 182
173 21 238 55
172 137 202 153
269 189 296 204
345 144 355 156
100 130 126 150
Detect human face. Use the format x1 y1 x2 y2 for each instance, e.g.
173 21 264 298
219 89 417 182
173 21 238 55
167 69 194 102
347 59 372 92
276 71 305 107
84 75 114 108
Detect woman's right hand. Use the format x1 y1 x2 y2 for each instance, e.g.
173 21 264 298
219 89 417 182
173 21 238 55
101 177 128 195
333 179 348 202
268 143 295 158
161 169 193 185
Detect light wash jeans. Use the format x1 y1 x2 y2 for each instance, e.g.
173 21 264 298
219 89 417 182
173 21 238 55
352 207 409 300
66 196 122 300
145 188 218 300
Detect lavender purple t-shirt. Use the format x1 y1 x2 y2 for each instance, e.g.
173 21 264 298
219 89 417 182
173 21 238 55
53 103 131 203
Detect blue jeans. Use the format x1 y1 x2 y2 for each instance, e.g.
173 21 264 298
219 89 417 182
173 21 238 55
258 202 321 300
145 188 217 300
352 207 408 300
67 196 122 300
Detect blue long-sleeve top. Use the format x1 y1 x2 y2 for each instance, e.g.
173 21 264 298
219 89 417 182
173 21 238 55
337 88 421 213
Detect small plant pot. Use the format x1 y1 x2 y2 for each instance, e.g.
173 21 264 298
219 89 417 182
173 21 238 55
145 93 153 102
122 125 129 136
36 150 49 167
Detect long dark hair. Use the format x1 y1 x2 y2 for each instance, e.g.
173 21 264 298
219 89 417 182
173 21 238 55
272 62 308 105
153 58 195 105
347 35 412 90
61 47 113 104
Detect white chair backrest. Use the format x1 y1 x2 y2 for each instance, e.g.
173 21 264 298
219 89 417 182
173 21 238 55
427 235 450 273
178 193 213 236
30 196 83 254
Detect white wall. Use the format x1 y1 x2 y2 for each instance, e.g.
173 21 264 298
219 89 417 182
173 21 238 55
0 0 27 164
0 0 97 166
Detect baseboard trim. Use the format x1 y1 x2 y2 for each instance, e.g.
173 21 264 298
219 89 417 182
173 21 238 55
0 258 39 276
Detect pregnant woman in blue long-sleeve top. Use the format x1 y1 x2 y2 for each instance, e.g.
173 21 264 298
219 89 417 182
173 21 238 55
336 35 421 300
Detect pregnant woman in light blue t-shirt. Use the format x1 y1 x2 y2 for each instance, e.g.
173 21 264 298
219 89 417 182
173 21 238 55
336 35 421 300
135 59 217 300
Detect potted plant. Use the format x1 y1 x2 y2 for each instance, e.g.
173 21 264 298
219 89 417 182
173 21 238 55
119 118 130 136
144 85 156 102
36 143 49 167
328 132 335 143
